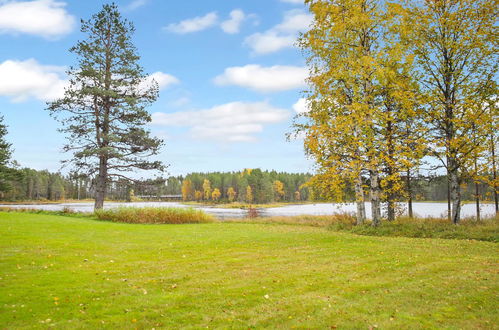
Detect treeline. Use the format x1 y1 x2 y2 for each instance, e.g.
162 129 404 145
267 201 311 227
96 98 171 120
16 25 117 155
180 169 312 203
0 165 496 204
0 167 175 202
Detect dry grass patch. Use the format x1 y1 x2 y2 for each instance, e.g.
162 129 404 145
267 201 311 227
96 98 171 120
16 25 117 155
95 207 214 224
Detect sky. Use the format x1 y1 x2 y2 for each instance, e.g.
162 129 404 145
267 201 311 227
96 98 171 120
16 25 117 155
0 0 314 177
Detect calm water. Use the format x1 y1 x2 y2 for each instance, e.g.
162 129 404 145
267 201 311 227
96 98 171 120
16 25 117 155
0 201 495 219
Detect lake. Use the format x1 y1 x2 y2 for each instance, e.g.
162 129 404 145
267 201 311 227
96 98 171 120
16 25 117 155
0 201 495 219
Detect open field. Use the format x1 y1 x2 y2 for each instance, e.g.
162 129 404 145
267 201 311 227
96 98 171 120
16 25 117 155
1 212 498 328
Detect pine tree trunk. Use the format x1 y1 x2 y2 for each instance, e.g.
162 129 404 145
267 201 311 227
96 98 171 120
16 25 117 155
370 170 381 226
94 156 108 210
354 173 366 225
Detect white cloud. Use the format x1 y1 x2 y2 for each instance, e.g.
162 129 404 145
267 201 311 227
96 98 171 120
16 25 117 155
244 9 312 55
220 9 245 34
124 0 148 11
164 12 218 34
244 32 295 55
152 101 289 142
0 60 178 103
213 64 307 93
0 0 75 39
143 71 180 90
274 9 312 33
0 59 67 102
293 98 310 114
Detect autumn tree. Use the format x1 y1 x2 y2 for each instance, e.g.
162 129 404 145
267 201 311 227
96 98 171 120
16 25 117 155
401 0 498 223
273 180 285 201
181 179 193 201
227 186 237 202
202 179 211 200
211 188 221 201
194 190 203 201
246 185 253 203
47 4 165 209
298 0 389 225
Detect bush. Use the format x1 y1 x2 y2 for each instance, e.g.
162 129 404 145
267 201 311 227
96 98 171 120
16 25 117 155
94 207 214 224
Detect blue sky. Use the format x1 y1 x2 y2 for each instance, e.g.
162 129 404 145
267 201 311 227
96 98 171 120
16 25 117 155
0 0 313 176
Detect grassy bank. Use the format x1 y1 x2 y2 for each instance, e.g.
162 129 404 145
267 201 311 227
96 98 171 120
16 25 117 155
1 212 498 328
230 214 499 242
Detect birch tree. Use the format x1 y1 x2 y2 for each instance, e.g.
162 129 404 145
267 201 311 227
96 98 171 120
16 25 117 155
401 0 498 223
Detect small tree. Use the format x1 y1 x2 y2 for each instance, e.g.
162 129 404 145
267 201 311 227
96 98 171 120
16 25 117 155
202 179 211 200
273 180 285 201
211 188 221 201
47 4 165 209
246 185 253 203
181 179 193 201
227 186 237 202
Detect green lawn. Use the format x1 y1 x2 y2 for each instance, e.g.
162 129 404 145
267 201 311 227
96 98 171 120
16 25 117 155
1 212 498 329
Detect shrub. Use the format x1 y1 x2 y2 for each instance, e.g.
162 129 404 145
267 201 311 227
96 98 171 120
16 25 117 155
94 207 214 224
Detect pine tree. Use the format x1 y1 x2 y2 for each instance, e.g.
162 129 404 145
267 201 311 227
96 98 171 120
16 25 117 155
47 4 165 209
0 116 21 196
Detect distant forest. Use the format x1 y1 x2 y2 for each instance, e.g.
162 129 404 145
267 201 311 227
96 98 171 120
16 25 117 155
0 167 496 204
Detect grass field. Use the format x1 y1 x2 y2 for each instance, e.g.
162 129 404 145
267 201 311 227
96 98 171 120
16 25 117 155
1 212 498 328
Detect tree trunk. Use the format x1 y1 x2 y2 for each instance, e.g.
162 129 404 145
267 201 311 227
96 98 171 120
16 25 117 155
370 170 381 226
474 157 480 221
406 169 413 218
447 175 451 221
386 119 395 221
387 195 395 221
491 134 498 214
475 181 480 221
94 155 108 210
354 173 366 225
449 159 461 224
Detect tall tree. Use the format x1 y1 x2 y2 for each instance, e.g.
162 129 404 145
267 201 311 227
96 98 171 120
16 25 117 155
401 0 498 223
0 116 20 196
202 179 211 200
298 0 411 225
47 4 165 209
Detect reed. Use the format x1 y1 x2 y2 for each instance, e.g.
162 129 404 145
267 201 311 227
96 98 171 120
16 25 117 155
94 207 215 224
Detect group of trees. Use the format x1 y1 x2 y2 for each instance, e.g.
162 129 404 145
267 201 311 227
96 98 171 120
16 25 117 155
180 169 312 204
296 0 498 224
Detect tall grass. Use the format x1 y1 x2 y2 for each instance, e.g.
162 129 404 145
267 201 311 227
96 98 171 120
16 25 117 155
336 215 499 242
94 207 214 224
